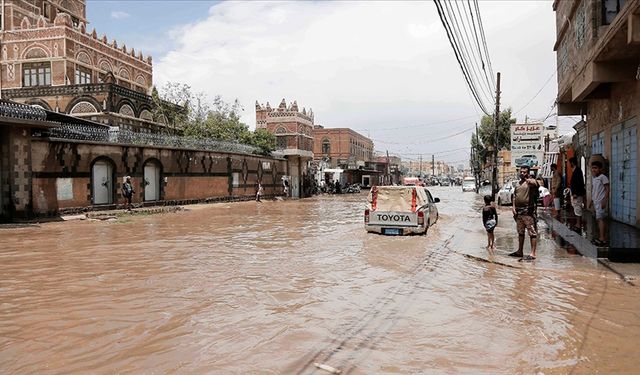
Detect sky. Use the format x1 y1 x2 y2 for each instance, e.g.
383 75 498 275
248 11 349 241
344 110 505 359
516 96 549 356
87 0 579 165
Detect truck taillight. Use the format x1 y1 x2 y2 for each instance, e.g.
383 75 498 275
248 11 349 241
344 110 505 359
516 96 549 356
364 209 370 223
417 210 424 225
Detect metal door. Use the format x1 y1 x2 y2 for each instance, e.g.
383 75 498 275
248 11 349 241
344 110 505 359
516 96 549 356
92 161 113 205
611 120 637 225
591 131 604 155
144 163 160 201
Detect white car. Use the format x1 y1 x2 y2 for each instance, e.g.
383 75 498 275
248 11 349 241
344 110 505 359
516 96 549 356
497 181 518 206
497 180 551 206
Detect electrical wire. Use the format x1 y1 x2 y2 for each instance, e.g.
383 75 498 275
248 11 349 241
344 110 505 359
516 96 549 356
434 0 491 116
372 126 474 146
442 0 494 109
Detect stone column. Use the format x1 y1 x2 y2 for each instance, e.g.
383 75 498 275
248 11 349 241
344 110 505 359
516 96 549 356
5 127 33 219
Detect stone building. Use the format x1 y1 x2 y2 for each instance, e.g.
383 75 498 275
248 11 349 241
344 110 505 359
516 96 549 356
554 0 640 227
0 0 173 133
255 99 314 198
0 100 286 221
312 125 374 169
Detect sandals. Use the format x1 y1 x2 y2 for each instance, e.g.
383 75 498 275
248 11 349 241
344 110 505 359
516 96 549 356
508 251 523 257
521 255 536 261
591 239 608 247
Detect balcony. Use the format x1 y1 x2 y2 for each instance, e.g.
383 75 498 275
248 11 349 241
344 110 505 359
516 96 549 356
557 0 640 115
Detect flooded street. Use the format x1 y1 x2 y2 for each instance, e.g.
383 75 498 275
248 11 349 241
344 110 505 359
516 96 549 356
2 187 639 374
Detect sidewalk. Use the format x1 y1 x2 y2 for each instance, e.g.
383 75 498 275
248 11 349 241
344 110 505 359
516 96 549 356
450 201 640 286
538 206 640 262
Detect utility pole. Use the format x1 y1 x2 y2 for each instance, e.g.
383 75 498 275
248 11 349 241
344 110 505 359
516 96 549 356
419 154 422 179
386 150 390 185
432 154 435 177
492 72 501 200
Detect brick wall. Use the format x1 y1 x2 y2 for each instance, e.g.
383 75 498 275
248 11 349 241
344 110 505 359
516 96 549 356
27 139 287 217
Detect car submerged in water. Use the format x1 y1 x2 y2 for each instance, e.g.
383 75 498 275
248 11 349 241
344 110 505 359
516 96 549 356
364 186 439 235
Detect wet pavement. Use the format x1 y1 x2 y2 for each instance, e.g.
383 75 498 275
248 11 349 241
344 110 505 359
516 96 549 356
1 187 639 374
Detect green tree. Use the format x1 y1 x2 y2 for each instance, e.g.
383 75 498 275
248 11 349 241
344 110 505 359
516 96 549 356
477 108 515 151
151 82 275 154
470 108 515 166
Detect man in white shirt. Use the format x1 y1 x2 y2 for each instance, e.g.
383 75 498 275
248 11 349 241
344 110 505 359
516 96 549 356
589 161 610 246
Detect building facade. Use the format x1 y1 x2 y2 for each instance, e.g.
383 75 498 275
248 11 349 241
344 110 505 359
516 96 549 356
554 0 640 227
402 159 453 177
255 99 314 198
0 100 286 221
0 0 172 132
312 126 373 169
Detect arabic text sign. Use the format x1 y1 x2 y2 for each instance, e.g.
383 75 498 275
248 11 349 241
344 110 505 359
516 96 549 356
510 124 544 168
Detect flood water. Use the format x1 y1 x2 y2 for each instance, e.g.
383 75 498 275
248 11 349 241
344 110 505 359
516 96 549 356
1 187 639 374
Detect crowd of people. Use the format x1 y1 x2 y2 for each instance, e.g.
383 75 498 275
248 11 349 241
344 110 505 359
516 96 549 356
482 156 611 261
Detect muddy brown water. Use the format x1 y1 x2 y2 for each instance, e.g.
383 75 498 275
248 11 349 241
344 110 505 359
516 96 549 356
1 187 639 374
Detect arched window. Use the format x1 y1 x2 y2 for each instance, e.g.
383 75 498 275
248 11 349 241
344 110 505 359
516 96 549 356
276 136 287 149
322 138 330 154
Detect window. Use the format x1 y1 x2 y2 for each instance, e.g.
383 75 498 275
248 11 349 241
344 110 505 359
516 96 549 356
322 139 330 154
277 136 287 149
43 3 51 19
603 0 626 25
75 66 91 84
22 62 51 87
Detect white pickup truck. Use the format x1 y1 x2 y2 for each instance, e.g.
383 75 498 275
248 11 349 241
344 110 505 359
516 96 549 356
364 186 439 235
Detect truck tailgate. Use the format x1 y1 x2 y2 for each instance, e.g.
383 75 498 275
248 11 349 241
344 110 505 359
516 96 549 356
368 211 418 227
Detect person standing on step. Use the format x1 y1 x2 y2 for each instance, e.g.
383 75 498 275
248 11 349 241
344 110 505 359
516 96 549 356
255 180 263 202
510 165 541 261
122 176 134 211
551 163 562 218
589 160 609 246
569 156 586 233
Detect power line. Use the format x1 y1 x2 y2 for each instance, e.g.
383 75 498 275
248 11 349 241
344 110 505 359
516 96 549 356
351 113 478 133
442 0 494 109
372 126 474 145
513 70 557 115
434 0 491 116
474 0 495 88
454 1 495 103
399 147 470 156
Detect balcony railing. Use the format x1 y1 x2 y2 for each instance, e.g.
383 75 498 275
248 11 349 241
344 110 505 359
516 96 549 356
42 123 259 155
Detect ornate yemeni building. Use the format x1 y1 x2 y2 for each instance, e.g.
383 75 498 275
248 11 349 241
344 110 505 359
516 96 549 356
0 0 170 132
255 99 314 198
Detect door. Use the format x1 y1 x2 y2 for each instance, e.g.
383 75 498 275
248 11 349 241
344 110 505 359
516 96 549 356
362 175 370 187
92 161 113 205
425 189 438 224
611 120 637 225
144 163 160 201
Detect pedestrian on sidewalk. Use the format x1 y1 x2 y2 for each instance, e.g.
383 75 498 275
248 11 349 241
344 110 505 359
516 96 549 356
283 179 289 197
122 176 134 211
510 165 540 261
569 156 586 232
551 163 562 218
482 195 498 250
255 180 263 202
589 160 610 246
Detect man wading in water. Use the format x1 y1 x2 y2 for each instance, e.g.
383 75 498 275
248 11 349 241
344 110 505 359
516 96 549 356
510 165 540 261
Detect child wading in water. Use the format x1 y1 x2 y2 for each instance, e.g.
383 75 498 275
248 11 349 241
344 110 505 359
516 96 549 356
482 195 498 250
